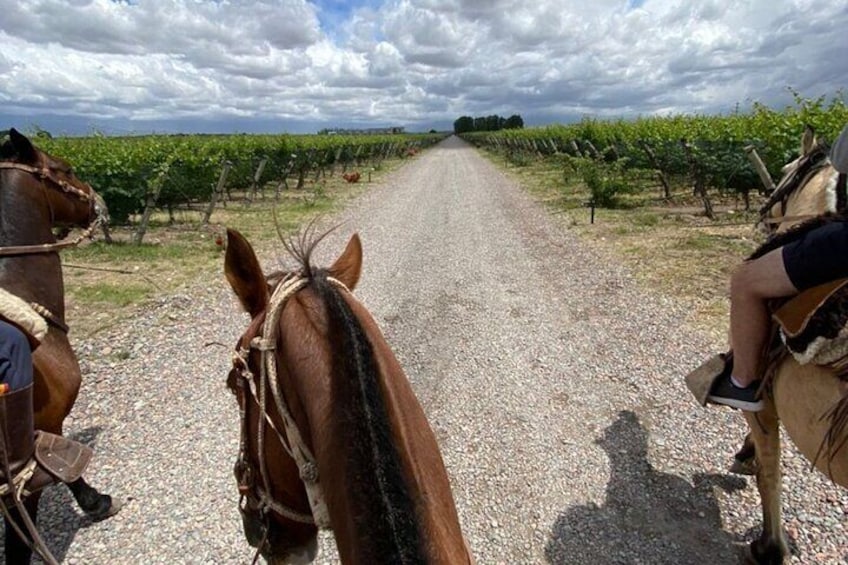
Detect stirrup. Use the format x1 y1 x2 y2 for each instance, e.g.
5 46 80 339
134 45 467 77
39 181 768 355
684 353 729 406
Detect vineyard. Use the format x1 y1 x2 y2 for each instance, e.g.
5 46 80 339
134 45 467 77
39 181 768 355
460 93 848 213
39 131 446 235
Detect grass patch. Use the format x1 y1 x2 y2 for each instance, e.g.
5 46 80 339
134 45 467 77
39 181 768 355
62 158 407 339
71 283 150 307
479 149 766 337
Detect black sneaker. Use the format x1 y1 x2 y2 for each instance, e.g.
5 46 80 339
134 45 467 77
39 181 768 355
706 373 764 412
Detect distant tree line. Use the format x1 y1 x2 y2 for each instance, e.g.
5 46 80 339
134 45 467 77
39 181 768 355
453 114 524 134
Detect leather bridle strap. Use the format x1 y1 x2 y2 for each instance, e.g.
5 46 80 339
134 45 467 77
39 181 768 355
0 162 103 257
0 162 92 202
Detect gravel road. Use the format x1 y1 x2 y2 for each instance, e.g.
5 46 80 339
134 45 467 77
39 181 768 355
7 135 847 564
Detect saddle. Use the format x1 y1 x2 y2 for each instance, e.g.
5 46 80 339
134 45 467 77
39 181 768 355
685 278 848 405
773 278 848 370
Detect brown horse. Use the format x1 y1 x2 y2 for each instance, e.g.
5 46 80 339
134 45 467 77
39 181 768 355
224 228 472 564
1 129 118 563
731 127 848 564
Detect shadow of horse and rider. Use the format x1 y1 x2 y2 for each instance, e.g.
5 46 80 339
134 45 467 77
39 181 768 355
545 410 748 565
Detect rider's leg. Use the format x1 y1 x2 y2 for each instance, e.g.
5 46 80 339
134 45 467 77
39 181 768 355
1 321 92 495
0 320 33 392
707 248 797 411
728 247 797 386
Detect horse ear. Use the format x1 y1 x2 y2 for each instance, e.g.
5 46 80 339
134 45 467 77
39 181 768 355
802 124 817 156
8 128 39 164
328 233 362 291
224 228 269 317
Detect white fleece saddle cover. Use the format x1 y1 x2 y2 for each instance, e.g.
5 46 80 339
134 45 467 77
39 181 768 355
0 287 47 345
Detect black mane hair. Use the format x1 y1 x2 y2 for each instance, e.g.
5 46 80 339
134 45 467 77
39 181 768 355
285 229 427 564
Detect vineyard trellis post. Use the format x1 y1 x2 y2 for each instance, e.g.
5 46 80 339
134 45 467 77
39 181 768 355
744 145 776 195
680 139 715 220
569 140 581 157
132 163 171 245
584 140 601 160
248 157 268 202
275 154 297 198
201 160 232 226
331 147 344 177
296 149 315 190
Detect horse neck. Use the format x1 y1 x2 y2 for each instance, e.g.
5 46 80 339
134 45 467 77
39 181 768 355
779 166 839 232
0 174 66 317
286 282 465 564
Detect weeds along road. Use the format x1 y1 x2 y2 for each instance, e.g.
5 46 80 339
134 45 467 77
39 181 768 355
16 135 847 564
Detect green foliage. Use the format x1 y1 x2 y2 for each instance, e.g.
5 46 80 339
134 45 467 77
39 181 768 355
461 92 848 197
576 158 635 208
39 132 446 223
453 113 524 134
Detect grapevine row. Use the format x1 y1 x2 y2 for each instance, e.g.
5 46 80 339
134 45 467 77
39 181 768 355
460 94 848 199
41 132 446 223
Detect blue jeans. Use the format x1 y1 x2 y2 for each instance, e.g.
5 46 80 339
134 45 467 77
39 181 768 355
0 320 33 391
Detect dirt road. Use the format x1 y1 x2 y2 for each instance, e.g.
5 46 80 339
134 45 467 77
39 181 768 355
14 136 847 564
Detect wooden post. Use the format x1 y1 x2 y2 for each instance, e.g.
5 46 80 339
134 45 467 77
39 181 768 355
680 139 715 220
249 158 268 202
202 161 232 226
331 147 343 177
276 155 297 198
132 165 170 245
744 145 776 194
584 140 601 160
569 140 581 157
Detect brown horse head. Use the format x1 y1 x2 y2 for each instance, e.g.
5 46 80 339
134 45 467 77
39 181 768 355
0 128 102 234
759 125 840 234
224 228 470 564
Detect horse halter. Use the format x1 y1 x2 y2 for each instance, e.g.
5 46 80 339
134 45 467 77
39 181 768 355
0 161 105 257
231 273 351 533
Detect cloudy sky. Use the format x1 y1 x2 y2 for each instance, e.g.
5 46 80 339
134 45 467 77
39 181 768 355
0 0 846 135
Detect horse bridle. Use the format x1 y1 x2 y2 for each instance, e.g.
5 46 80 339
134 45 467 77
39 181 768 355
230 274 351 536
757 145 846 231
0 161 105 257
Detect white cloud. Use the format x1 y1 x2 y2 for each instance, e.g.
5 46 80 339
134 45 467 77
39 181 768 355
0 0 845 133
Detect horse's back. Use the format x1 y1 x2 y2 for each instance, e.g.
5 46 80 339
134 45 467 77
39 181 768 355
773 358 848 487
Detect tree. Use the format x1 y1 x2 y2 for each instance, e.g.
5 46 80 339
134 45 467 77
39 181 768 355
453 113 524 133
453 116 474 134
504 115 524 129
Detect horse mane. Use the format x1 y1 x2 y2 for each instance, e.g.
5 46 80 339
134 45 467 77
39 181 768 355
283 230 427 563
